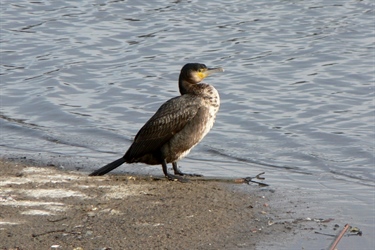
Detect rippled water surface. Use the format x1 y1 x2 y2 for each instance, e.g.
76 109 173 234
1 0 374 249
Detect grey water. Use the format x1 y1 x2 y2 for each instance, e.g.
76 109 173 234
1 0 374 249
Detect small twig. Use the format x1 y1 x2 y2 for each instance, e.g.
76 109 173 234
236 172 269 186
32 229 80 238
255 172 266 180
47 217 67 223
315 231 336 237
32 229 66 238
127 172 269 186
328 224 350 250
193 172 268 186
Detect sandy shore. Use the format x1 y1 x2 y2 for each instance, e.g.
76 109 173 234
0 159 326 249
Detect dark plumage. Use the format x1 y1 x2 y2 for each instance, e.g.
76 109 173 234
89 63 223 181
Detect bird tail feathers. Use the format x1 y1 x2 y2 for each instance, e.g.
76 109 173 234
89 157 126 176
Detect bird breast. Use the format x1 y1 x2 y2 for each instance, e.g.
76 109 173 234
202 84 220 135
162 84 220 163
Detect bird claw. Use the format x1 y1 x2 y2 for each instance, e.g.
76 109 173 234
172 164 202 177
175 172 203 177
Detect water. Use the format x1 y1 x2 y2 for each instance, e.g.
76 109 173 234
1 0 374 248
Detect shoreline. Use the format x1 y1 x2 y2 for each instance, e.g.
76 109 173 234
0 158 327 249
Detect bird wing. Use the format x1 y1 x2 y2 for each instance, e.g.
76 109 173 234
124 95 204 160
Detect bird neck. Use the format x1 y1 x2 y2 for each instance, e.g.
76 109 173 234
178 79 195 95
179 79 201 95
179 79 220 108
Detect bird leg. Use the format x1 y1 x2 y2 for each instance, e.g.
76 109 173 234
172 162 203 177
161 160 187 182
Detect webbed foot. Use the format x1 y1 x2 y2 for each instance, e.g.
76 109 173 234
172 162 203 177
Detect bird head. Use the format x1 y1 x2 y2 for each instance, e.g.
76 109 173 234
180 63 224 84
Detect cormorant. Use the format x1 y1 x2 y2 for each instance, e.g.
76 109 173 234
89 63 223 181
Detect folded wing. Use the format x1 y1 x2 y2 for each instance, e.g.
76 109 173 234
124 95 203 161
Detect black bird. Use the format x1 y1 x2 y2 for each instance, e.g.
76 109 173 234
89 63 223 181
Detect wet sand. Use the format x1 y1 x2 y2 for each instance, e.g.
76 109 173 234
0 159 331 249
